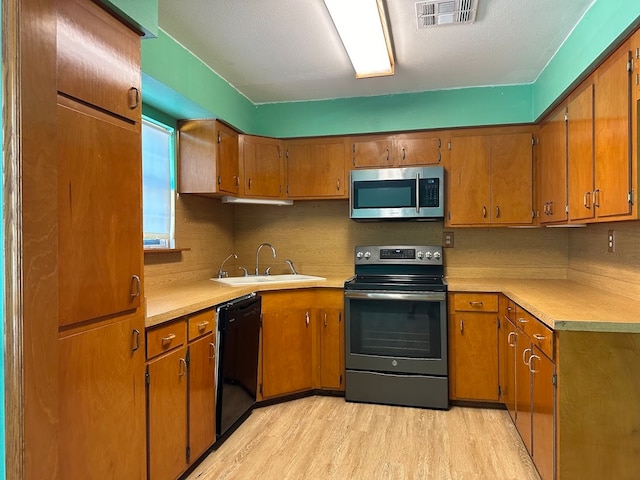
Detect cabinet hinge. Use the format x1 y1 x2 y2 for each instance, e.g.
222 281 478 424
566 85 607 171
552 373 557 386
636 47 640 60
217 175 221 185
340 374 343 386
217 133 221 144
186 446 191 462
286 185 289 194
145 367 150 385
498 385 502 397
447 211 451 220
564 112 568 122
627 58 634 73
628 190 634 205
497 316 501 328
352 143 356 153
259 383 263 395
186 347 190 367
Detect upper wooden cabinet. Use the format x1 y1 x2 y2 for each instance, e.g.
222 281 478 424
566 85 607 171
448 131 534 226
240 135 285 198
57 0 141 122
537 104 568 224
285 137 347 198
567 41 634 222
350 132 441 168
178 119 240 196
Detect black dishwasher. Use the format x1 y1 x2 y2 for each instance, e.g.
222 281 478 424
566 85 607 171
216 293 261 442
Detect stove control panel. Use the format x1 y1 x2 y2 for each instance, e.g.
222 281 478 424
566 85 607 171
354 245 443 265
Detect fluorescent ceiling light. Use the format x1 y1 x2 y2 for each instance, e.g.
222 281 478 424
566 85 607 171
324 0 394 78
221 196 293 206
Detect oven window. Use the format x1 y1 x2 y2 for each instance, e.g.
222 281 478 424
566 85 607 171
353 179 416 209
349 299 442 359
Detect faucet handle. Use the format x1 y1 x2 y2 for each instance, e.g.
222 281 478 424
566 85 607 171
265 266 272 275
238 266 249 277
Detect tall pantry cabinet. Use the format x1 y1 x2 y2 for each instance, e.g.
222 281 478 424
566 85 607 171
56 0 146 478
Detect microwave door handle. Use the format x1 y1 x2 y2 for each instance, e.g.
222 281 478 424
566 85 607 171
415 173 420 213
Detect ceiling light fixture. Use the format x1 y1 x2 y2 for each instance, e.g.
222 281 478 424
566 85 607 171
323 0 394 78
221 196 293 206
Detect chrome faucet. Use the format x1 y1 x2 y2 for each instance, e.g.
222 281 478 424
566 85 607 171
255 242 276 275
285 259 298 275
217 253 237 278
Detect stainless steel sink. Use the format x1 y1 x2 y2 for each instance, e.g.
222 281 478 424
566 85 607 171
211 274 326 286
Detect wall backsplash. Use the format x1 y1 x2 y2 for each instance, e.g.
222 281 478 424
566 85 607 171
145 197 640 299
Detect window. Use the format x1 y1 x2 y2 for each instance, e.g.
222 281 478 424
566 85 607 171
142 117 176 249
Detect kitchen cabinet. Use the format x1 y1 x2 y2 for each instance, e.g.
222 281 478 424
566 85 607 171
187 309 216 464
178 119 240 196
515 320 533 453
284 138 347 198
448 293 500 401
448 131 534 225
240 135 285 198
260 290 315 398
537 104 568 223
59 313 146 480
568 40 634 222
530 346 556 480
317 289 345 391
56 1 146 478
350 132 441 168
498 295 517 422
146 320 188 480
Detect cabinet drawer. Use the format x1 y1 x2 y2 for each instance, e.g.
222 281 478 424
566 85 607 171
146 319 187 360
188 309 215 341
452 293 498 312
515 306 554 359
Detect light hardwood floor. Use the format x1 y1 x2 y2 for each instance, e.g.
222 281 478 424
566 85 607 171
186 396 541 480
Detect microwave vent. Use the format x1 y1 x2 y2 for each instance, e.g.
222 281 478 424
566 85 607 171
415 0 478 28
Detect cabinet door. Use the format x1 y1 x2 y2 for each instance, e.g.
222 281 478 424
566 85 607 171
59 314 146 480
57 99 142 327
499 295 517 422
516 331 533 454
319 308 344 390
188 333 216 463
148 347 188 480
567 83 595 222
538 105 568 223
491 133 534 224
449 135 491 225
217 122 240 195
396 135 441 166
531 347 556 480
262 308 314 398
57 0 141 122
241 135 283 197
286 140 346 198
450 312 499 401
351 137 393 168
594 44 633 219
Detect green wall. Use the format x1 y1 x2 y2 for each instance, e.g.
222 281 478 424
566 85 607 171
140 0 640 137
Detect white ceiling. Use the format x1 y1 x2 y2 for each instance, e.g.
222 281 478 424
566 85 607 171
158 0 594 105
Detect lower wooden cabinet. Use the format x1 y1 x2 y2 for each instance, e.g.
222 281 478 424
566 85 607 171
498 294 517 421
260 288 345 399
59 313 146 480
448 293 500 401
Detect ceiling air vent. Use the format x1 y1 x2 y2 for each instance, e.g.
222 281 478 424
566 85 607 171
416 0 478 29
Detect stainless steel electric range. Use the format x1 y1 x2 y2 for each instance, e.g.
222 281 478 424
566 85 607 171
344 245 448 410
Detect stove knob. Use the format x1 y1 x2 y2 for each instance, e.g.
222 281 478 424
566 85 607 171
364 251 371 260
417 251 424 259
433 251 442 260
356 251 364 259
425 251 433 259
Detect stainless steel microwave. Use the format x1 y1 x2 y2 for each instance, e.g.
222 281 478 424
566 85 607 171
350 166 444 221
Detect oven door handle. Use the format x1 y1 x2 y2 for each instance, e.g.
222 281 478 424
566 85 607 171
344 291 446 302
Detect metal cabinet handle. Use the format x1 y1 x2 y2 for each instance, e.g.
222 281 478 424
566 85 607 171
528 353 540 373
386 148 390 162
518 317 529 324
495 206 500 218
507 331 517 347
233 175 239 188
469 301 483 307
248 178 252 190
584 191 591 209
128 87 140 109
130 275 141 299
482 206 487 218
402 147 406 160
209 342 215 360
179 358 187 377
161 333 176 344
533 333 546 341
337 179 340 191
197 321 209 332
593 189 600 208
548 201 553 215
459 319 464 334
305 311 310 326
132 329 140 352
324 313 328 327
522 347 532 364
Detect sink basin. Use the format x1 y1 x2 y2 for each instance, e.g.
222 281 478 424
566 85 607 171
211 274 326 286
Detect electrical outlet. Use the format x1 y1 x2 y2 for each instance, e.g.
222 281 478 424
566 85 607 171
608 230 615 253
443 231 454 248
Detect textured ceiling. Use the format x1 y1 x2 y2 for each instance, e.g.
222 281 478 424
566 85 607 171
158 0 594 104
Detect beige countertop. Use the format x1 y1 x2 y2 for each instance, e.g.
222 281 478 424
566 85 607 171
145 275 350 328
446 278 640 333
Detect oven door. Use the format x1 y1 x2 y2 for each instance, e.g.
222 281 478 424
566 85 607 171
344 290 447 376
